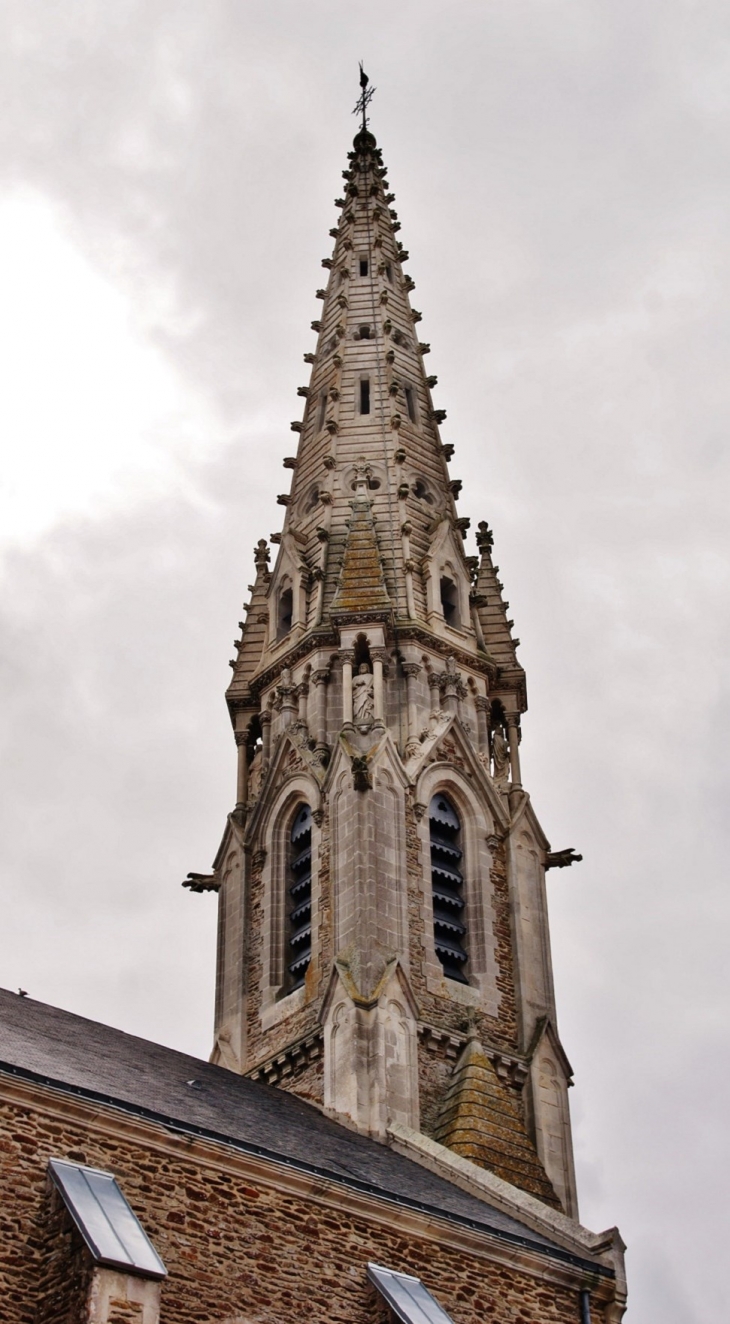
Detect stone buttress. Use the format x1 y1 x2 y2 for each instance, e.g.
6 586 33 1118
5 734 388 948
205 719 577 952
187 126 580 1220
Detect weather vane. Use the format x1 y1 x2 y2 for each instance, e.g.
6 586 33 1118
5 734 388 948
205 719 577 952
353 62 376 131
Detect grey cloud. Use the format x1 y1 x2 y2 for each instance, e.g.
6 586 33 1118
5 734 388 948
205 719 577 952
1 3 728 1319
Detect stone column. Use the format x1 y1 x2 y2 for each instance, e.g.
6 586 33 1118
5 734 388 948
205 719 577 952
296 680 309 727
470 591 488 650
402 662 422 757
311 667 329 760
260 709 272 769
371 648 388 725
312 566 325 626
428 669 441 720
442 657 460 718
277 669 297 729
401 521 416 620
235 731 249 808
340 649 355 726
475 694 490 756
505 711 522 788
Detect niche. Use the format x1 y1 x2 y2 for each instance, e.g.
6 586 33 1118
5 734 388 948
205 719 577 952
353 633 372 669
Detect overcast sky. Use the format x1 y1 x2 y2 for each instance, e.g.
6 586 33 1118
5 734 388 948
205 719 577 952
1 3 728 1319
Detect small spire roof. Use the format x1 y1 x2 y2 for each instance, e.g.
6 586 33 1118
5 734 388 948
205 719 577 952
330 460 391 618
226 538 270 703
433 1035 560 1208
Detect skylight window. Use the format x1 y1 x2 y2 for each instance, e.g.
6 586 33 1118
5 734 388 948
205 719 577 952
367 1263 455 1324
48 1158 167 1280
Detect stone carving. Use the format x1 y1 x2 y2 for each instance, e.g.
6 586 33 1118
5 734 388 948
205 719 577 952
352 664 374 726
351 755 372 792
546 848 583 869
492 725 510 787
248 749 263 800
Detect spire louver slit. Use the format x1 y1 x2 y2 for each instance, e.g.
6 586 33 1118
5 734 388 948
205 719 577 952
429 795 468 983
287 805 312 989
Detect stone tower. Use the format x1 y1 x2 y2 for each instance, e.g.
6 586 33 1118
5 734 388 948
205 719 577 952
192 122 581 1220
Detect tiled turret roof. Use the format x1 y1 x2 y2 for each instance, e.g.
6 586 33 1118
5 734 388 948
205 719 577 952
433 1035 561 1208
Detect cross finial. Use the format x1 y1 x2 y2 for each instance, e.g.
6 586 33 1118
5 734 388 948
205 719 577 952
353 62 376 131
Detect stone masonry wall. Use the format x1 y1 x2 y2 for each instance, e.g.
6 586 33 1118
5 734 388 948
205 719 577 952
33 1181 93 1324
0 1088 600 1324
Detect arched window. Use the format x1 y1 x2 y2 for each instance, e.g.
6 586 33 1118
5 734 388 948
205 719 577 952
287 804 312 991
277 582 293 639
429 794 468 983
440 575 460 628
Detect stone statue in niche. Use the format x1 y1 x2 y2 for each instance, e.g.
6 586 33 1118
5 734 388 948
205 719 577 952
491 725 510 788
353 663 375 726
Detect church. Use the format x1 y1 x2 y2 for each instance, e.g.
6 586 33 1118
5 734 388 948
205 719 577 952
0 97 626 1324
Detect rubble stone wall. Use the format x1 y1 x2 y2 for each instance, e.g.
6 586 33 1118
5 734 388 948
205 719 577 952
0 1086 599 1324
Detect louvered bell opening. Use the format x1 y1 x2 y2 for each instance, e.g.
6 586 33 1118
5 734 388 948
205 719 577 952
429 796 468 984
288 805 312 989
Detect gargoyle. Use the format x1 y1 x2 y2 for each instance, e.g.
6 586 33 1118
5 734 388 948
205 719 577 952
182 872 220 893
545 849 583 870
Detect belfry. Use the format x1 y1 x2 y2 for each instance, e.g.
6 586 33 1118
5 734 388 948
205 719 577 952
200 116 581 1219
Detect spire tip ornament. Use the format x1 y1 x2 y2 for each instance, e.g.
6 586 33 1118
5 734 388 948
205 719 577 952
353 62 376 132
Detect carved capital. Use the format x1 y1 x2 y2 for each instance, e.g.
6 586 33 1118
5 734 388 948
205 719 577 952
338 649 356 666
413 801 427 821
260 710 272 728
402 662 421 680
311 668 330 687
474 694 490 712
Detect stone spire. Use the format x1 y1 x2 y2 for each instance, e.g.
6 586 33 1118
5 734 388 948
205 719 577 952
262 124 468 640
196 110 582 1224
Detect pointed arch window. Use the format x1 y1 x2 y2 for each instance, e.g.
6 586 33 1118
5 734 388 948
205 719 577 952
287 804 312 991
439 575 460 628
277 581 293 639
429 794 468 983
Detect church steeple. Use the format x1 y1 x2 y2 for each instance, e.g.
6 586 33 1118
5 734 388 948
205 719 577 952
198 105 581 1221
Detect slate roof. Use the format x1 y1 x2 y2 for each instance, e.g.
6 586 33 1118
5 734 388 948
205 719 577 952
0 989 604 1275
